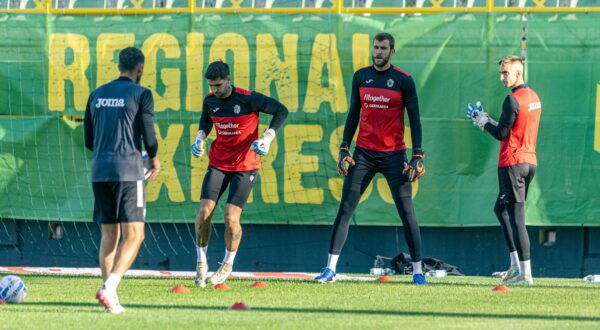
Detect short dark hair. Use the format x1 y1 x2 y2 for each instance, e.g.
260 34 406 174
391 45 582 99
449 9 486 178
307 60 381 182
118 47 145 72
373 33 395 50
204 60 230 80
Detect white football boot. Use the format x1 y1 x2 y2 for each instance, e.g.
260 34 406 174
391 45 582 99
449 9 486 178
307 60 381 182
209 262 233 285
194 262 208 288
501 265 521 284
96 288 125 314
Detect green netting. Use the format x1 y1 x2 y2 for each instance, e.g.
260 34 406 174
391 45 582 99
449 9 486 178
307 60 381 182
0 12 598 226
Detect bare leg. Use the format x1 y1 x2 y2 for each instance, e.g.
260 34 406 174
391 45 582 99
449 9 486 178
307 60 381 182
99 224 120 280
223 203 243 252
195 199 217 248
208 204 243 285
110 222 145 276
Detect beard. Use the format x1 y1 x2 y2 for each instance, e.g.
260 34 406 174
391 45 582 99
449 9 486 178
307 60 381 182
135 74 142 84
372 55 390 68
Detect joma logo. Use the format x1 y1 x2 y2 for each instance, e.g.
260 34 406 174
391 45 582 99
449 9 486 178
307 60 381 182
95 98 125 108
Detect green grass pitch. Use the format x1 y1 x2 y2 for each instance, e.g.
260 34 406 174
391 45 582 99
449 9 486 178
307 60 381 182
1 274 600 329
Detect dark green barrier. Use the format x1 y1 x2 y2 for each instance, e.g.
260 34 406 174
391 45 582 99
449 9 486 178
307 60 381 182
0 13 598 225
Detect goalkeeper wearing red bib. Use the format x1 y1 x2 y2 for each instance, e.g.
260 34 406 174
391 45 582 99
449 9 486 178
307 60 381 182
468 55 541 286
191 60 288 288
315 33 428 285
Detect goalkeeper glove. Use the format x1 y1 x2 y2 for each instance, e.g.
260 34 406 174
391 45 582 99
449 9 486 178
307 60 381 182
466 101 484 119
191 130 206 158
250 128 276 156
403 148 426 182
337 142 355 177
473 111 490 130
467 102 491 131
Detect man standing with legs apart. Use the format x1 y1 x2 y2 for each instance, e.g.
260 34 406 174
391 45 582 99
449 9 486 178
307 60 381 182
84 47 160 313
315 33 428 285
468 55 541 285
192 60 288 288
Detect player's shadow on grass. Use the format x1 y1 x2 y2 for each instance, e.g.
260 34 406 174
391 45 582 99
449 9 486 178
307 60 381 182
24 302 600 322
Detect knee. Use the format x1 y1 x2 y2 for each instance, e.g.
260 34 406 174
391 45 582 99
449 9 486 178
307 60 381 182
133 230 145 242
123 229 145 243
196 210 214 230
101 231 119 244
100 234 119 253
198 207 213 222
394 196 414 218
223 214 240 229
339 190 360 213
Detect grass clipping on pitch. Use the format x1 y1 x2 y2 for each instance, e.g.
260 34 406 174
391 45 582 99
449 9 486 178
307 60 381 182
2 274 599 329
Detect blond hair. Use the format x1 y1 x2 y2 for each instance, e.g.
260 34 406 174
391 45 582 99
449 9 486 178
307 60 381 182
498 55 524 66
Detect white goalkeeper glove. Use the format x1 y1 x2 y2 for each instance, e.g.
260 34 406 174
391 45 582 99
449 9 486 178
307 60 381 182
191 130 206 158
473 110 490 131
250 128 276 156
468 101 497 131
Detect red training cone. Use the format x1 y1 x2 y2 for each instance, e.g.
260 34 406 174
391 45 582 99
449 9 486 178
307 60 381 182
214 283 231 290
493 285 510 292
170 285 191 294
230 301 250 310
376 276 394 282
251 281 269 288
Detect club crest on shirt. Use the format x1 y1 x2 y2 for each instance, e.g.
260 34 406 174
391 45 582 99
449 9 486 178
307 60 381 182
234 105 241 114
387 79 394 87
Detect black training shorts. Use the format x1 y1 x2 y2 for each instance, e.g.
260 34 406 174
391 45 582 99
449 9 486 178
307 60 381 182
497 163 537 204
93 181 146 224
200 166 258 209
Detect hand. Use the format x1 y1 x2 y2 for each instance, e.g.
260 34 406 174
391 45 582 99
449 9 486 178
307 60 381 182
191 130 206 158
403 148 426 182
337 142 355 177
466 101 484 119
250 128 276 156
473 111 490 131
146 156 161 180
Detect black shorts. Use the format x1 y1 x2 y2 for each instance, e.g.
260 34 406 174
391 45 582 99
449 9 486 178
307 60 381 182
497 164 537 204
93 181 145 224
200 166 258 209
343 147 411 198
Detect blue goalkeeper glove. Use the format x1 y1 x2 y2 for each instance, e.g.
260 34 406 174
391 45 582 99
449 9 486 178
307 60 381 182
191 130 206 158
466 101 484 119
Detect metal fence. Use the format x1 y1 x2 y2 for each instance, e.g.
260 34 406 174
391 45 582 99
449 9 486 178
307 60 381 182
1 0 599 13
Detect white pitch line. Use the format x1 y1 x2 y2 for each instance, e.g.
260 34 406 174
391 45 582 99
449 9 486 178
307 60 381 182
0 266 376 282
